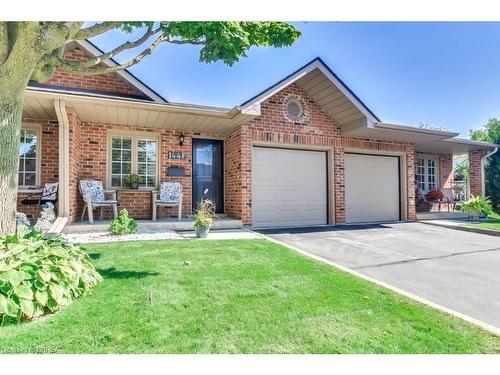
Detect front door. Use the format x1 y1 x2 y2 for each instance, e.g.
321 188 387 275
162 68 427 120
192 139 224 213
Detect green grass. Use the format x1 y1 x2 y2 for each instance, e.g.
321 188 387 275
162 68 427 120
0 239 498 353
465 213 500 231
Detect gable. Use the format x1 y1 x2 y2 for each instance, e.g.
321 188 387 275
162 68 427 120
29 40 166 102
241 58 380 135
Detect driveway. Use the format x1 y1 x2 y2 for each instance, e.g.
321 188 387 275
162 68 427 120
259 222 500 329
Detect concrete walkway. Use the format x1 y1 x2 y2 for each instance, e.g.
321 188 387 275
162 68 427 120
259 222 500 330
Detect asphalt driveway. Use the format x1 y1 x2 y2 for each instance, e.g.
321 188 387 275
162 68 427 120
259 222 500 329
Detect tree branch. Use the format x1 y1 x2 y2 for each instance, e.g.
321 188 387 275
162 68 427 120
164 37 205 45
60 26 160 69
58 34 165 76
66 22 85 40
73 22 121 40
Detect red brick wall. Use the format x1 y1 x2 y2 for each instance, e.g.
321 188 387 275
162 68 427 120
63 109 225 222
16 118 59 221
469 150 486 196
45 47 148 99
224 127 243 218
439 154 453 189
234 83 416 225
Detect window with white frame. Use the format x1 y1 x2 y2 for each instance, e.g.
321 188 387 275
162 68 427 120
416 156 439 193
109 134 158 188
19 127 40 187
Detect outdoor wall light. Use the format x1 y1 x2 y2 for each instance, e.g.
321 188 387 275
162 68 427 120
179 132 185 146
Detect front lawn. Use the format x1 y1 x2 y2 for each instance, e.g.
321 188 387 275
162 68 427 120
465 213 500 231
0 239 498 353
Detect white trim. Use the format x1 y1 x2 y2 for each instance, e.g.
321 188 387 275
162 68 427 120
54 99 70 218
241 59 379 124
416 154 440 194
19 123 42 188
374 122 459 138
106 129 161 189
74 40 167 103
481 147 499 195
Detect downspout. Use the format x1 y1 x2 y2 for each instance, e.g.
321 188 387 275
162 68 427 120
49 99 70 235
481 146 498 196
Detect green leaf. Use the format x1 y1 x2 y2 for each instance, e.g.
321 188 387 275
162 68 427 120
35 290 49 307
36 269 51 283
7 269 24 286
0 294 8 315
14 284 33 300
47 298 58 312
5 298 19 318
34 279 46 290
20 299 34 319
0 282 12 295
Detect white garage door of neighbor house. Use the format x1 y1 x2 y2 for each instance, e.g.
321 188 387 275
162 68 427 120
252 147 328 228
345 153 401 223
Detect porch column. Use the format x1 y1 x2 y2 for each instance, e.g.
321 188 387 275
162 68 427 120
54 99 70 218
468 150 486 196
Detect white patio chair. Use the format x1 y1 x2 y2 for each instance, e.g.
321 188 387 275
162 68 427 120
440 187 461 212
79 179 118 224
152 182 183 221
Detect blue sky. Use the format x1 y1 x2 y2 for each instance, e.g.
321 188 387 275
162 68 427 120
92 22 500 138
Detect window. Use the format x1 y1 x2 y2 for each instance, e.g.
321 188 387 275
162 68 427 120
416 156 439 193
19 127 40 187
109 134 158 188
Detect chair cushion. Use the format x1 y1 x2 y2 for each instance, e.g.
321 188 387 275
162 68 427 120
79 180 105 202
42 182 59 201
159 182 182 203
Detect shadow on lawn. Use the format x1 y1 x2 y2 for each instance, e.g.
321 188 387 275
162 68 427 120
97 267 159 280
88 253 101 260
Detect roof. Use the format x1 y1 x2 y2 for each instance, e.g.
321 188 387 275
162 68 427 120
240 57 381 125
27 39 169 103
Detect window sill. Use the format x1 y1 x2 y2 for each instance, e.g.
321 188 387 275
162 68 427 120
18 187 42 194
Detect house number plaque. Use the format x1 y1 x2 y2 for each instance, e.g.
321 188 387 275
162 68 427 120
168 151 186 160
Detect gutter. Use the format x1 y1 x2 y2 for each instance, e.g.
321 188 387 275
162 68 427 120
481 146 499 196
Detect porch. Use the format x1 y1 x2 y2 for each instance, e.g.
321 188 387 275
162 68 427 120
62 215 243 233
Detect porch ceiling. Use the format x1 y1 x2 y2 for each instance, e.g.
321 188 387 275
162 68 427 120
24 89 253 134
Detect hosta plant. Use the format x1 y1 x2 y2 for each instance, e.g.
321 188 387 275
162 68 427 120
0 231 102 324
461 195 494 217
108 209 138 235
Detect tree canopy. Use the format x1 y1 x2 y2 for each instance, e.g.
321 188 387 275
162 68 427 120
471 118 500 211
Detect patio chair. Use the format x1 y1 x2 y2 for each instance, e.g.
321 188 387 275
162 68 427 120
152 182 183 221
21 182 59 208
440 187 461 212
79 179 118 224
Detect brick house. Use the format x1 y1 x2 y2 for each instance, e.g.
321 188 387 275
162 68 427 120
17 40 498 230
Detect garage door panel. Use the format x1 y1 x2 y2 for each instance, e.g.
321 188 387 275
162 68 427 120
345 153 400 223
252 147 327 228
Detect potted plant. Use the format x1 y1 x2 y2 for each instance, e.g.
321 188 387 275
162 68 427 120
425 189 444 202
461 195 494 221
124 174 141 189
193 199 216 238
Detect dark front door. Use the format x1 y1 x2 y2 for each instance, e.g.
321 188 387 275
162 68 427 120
192 139 224 213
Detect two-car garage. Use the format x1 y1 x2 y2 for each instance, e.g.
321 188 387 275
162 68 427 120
251 146 402 228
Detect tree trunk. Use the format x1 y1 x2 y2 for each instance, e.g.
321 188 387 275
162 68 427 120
0 90 24 236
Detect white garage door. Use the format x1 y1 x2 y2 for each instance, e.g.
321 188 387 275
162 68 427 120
345 153 401 223
252 147 327 228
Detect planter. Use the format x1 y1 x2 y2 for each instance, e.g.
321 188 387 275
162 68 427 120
464 207 481 220
195 226 210 238
130 183 139 189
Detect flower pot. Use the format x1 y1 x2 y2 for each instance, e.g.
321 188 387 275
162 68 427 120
195 226 210 238
464 207 481 220
130 183 139 189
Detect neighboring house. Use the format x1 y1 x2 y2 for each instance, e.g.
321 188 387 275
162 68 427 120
17 40 497 229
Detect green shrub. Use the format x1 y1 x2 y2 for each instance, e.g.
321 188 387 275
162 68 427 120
193 199 215 229
0 231 102 324
461 195 494 216
108 209 138 235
